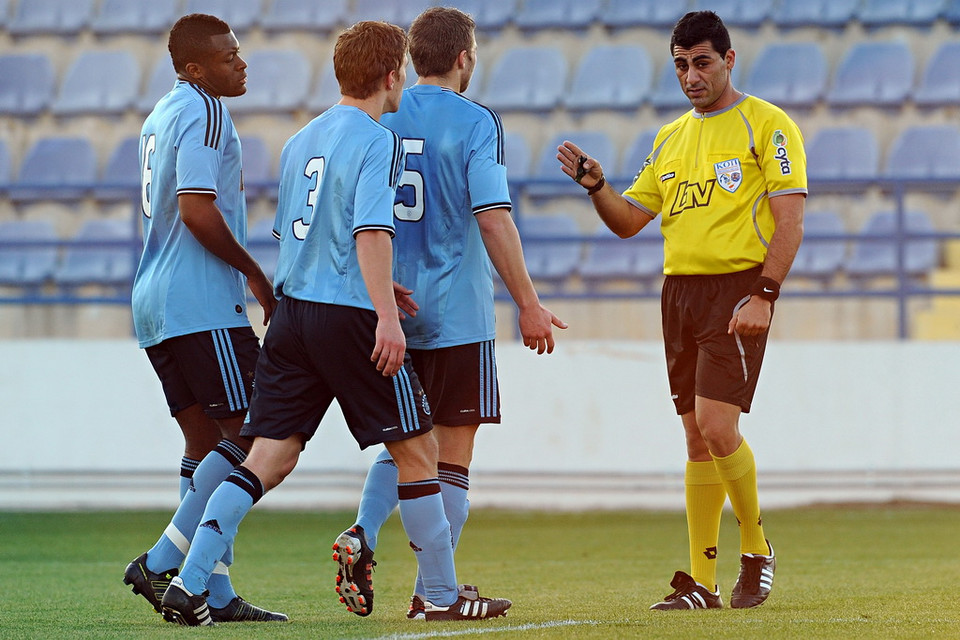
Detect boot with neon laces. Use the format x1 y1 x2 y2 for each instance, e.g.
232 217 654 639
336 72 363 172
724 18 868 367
650 571 722 610
421 585 511 621
731 539 776 608
160 576 215 626
209 595 289 622
332 524 376 616
123 552 177 614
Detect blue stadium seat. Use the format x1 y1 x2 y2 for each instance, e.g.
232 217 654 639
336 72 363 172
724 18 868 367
446 0 518 33
306 59 340 114
564 44 652 113
826 41 914 108
0 219 59 287
844 211 939 279
0 53 55 117
789 211 847 282
228 50 310 115
90 0 180 36
182 0 261 33
857 0 945 27
883 125 960 182
347 0 403 23
480 46 567 113
514 0 602 32
602 0 689 30
94 137 141 203
52 50 141 116
7 0 94 36
945 0 960 23
691 0 774 28
260 0 347 33
743 42 827 109
618 128 659 186
579 218 663 286
241 136 275 200
526 131 616 201
518 214 582 284
9 137 97 203
503 132 532 191
805 126 880 186
138 58 177 114
54 218 138 288
248 217 279 281
913 41 960 107
771 0 859 28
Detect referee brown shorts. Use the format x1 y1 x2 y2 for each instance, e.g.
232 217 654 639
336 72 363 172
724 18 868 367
661 266 771 415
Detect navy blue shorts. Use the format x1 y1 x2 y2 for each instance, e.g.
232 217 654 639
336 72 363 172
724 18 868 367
145 327 259 419
409 340 501 426
244 297 433 449
661 266 771 415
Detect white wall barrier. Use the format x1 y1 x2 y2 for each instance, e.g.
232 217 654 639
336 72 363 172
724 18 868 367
1 339 958 510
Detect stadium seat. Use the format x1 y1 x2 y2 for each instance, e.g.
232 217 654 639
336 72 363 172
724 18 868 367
52 50 141 116
248 217 279 281
579 218 663 286
526 131 616 201
0 53 55 117
228 50 311 115
743 42 827 109
446 0 518 33
94 137 141 203
789 211 847 282
306 59 340 114
9 137 97 203
826 41 914 108
945 0 960 23
7 0 94 36
770 0 859 28
518 214 582 283
138 58 177 114
690 0 774 28
0 219 60 287
54 218 138 289
805 126 880 186
618 128 659 186
514 0 602 32
503 132 532 194
564 44 652 113
241 136 275 200
857 0 946 27
913 41 960 108
602 0 690 30
259 0 347 33
480 46 567 113
844 210 939 279
883 125 960 182
347 0 402 23
182 0 261 33
90 0 180 36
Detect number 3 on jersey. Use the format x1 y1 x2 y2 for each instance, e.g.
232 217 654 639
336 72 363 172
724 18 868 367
394 138 425 222
294 156 325 240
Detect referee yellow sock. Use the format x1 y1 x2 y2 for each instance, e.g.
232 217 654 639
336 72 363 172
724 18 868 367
685 460 726 590
713 439 768 556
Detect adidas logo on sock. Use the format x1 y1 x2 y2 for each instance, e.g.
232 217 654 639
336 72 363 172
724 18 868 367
200 519 222 535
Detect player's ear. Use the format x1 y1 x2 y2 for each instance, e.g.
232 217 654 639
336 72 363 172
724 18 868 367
183 61 202 81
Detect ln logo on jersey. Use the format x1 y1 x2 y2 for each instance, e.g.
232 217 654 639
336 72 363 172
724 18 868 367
714 158 742 193
772 129 792 175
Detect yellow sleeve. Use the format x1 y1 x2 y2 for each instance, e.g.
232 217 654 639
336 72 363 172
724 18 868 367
756 110 807 196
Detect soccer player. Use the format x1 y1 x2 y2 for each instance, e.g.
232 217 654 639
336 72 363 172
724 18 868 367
158 20 511 626
558 11 806 610
334 6 566 620
123 13 284 623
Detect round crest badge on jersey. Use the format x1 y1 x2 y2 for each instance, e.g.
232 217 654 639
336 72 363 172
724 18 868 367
714 158 742 193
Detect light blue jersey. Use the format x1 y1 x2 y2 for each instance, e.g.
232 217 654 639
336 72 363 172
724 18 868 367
133 80 249 348
272 104 403 310
382 85 511 349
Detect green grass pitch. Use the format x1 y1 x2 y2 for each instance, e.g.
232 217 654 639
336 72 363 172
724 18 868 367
1 505 958 639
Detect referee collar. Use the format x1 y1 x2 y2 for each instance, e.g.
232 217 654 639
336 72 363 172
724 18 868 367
691 92 749 119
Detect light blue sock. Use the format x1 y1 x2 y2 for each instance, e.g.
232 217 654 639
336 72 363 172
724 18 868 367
206 564 238 609
179 466 263 596
397 480 458 607
179 457 200 501
145 441 246 574
355 448 399 551
415 463 470 596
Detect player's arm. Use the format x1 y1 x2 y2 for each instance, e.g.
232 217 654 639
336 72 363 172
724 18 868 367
476 208 567 355
179 192 276 324
557 140 653 238
356 229 405 376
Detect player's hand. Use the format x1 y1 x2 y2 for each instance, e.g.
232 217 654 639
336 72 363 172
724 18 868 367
393 281 418 320
518 304 568 355
557 140 604 190
728 296 772 337
248 270 277 325
371 317 406 376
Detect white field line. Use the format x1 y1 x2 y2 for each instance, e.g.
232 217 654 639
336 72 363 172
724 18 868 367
367 619 600 640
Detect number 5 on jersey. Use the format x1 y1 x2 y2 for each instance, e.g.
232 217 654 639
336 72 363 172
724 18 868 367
394 138 424 222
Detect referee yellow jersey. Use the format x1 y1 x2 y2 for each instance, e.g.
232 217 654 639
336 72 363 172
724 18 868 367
623 94 807 275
